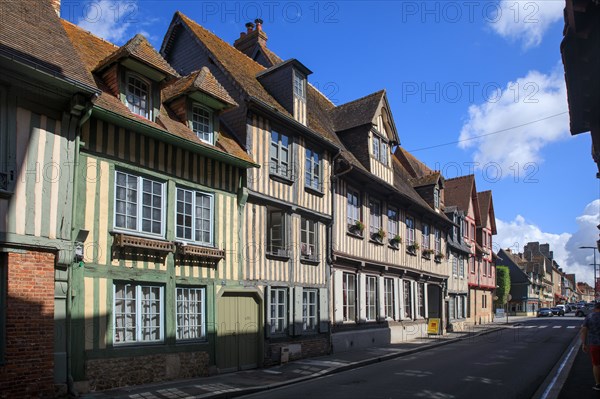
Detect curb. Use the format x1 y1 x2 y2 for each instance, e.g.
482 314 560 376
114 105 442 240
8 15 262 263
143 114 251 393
202 326 508 399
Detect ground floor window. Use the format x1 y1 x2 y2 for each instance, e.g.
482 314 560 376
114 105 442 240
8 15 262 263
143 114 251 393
457 295 465 319
176 286 205 341
448 296 456 320
417 283 425 318
403 280 412 319
270 287 288 334
343 273 357 322
366 276 378 321
114 283 163 344
384 278 395 319
482 293 487 309
302 289 318 331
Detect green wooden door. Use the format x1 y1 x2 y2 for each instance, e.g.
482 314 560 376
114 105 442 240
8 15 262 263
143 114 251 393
216 293 259 372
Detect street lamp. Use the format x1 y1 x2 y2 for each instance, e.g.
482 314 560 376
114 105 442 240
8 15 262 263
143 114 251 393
580 246 598 301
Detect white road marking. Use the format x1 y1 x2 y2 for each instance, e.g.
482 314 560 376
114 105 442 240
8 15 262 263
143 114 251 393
552 326 562 329
538 326 548 329
567 326 577 329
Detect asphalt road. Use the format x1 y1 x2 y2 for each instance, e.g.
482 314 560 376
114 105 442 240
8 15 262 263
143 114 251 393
242 317 581 399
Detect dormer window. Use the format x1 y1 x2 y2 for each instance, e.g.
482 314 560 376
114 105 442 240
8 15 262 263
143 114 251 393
372 134 388 165
191 104 213 144
126 73 150 119
434 186 440 209
293 69 306 100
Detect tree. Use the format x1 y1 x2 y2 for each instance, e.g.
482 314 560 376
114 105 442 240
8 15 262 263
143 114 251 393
495 265 511 308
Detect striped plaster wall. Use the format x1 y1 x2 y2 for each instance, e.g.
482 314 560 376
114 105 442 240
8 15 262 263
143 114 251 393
0 107 74 241
333 178 447 277
246 114 332 215
243 202 326 287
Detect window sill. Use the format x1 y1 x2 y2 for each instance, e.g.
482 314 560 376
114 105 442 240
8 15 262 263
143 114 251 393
304 186 324 197
266 253 291 262
113 340 165 348
346 230 364 239
406 250 417 256
269 173 294 185
388 244 400 251
300 257 320 265
369 238 385 246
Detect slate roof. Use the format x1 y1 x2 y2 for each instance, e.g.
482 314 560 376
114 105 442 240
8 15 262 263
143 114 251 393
477 190 497 234
331 90 385 132
94 33 179 78
0 1 96 89
162 67 237 107
61 19 254 165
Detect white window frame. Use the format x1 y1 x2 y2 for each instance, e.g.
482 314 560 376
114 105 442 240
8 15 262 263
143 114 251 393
417 283 425 318
387 207 399 239
293 69 306 100
366 275 378 321
302 289 318 332
270 130 291 179
300 217 318 262
372 135 380 160
452 256 458 276
343 273 357 322
175 187 214 246
435 228 442 254
406 216 415 246
403 280 412 319
380 140 388 165
347 187 361 228
114 171 165 237
191 103 213 144
176 286 206 341
125 72 151 119
270 287 288 335
305 147 322 191
459 257 465 277
113 283 164 344
267 208 288 257
384 278 394 319
369 199 381 236
422 224 430 250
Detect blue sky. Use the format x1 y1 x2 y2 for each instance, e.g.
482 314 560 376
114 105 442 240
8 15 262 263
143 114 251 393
62 0 600 284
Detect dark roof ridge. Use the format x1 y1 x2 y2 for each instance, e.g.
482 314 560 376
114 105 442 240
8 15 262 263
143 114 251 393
336 89 386 110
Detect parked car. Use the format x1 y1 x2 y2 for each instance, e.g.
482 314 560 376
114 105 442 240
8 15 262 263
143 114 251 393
556 304 567 312
576 304 595 317
550 307 565 316
537 308 554 317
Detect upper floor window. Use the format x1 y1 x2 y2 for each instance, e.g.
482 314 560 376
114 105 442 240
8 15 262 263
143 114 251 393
300 217 318 262
369 199 381 236
305 148 321 191
372 135 380 160
114 171 164 236
347 187 361 228
462 219 468 240
434 186 440 209
126 73 150 119
192 104 213 144
387 208 399 239
470 223 475 239
270 131 291 179
422 224 430 249
176 187 213 246
293 70 306 100
380 141 388 165
267 207 288 257
434 228 442 254
406 216 415 246
452 256 458 276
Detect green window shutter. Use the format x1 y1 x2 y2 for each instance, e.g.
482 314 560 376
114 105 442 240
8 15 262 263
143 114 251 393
292 286 303 336
264 286 271 338
319 287 329 332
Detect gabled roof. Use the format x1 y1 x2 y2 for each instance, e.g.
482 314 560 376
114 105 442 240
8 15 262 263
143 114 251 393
0 1 96 89
162 67 237 107
478 190 497 234
62 18 255 167
444 175 480 222
394 147 433 178
95 33 179 78
331 90 385 132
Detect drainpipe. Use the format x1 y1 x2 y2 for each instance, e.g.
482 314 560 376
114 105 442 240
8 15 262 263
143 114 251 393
326 151 352 350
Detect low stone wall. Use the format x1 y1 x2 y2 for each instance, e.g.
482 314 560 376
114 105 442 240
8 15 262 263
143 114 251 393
332 321 428 353
264 336 329 367
85 351 209 391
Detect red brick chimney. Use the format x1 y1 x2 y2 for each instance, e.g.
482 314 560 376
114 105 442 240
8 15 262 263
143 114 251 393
50 0 61 15
234 19 268 56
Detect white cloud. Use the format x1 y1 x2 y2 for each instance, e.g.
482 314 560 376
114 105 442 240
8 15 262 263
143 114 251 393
495 200 600 286
77 0 137 44
489 0 564 49
458 67 569 174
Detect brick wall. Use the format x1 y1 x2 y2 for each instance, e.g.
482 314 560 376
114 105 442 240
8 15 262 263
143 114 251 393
0 250 56 399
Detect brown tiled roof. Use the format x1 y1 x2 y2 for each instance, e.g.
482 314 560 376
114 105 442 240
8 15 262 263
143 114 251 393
62 19 254 166
0 1 95 88
162 67 237 107
411 171 441 188
258 43 283 66
331 90 385 133
444 175 477 215
95 34 179 78
61 19 118 71
478 190 497 234
394 147 434 179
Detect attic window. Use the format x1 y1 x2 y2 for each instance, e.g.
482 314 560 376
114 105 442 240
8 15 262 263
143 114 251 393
126 73 150 119
293 70 306 100
192 104 213 144
434 186 440 209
